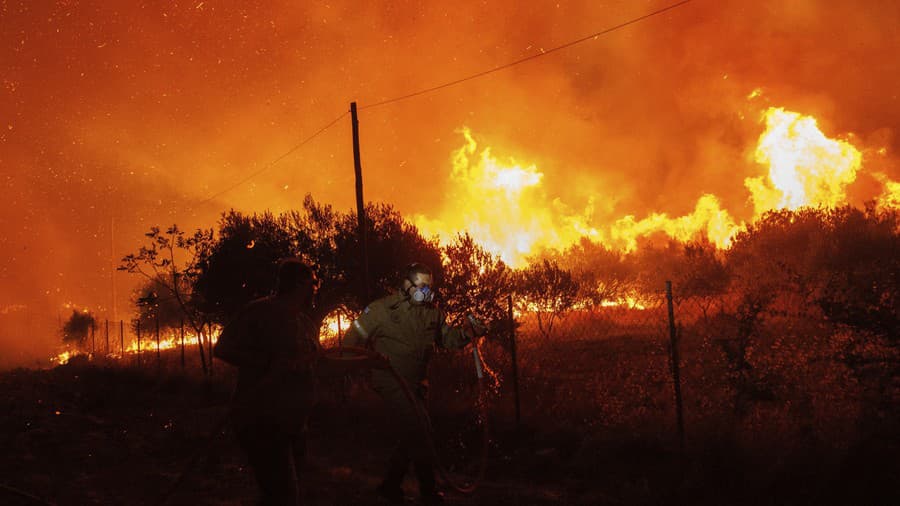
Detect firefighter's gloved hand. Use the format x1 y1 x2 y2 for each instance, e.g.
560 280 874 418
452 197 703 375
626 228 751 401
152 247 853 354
464 314 488 340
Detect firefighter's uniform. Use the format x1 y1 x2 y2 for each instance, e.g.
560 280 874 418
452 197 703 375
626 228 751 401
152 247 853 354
342 292 470 498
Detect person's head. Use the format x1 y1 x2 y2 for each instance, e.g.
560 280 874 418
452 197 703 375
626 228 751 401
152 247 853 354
401 262 435 304
275 258 319 304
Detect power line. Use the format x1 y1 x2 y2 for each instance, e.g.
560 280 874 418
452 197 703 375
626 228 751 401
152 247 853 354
360 0 693 110
199 110 349 204
199 0 692 202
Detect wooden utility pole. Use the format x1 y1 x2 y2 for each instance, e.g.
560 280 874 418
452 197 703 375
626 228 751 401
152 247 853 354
350 102 371 302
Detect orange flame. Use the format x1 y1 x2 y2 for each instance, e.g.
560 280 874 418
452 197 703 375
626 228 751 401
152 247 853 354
416 106 891 265
415 127 599 267
746 107 862 215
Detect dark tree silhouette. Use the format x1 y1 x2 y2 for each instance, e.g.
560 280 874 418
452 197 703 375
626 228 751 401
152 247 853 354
61 309 97 348
440 232 513 333
192 211 295 320
515 258 579 339
119 225 215 375
549 237 636 310
192 196 443 327
132 275 195 334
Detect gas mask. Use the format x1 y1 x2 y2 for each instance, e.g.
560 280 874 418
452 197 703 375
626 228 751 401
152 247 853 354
409 284 435 304
406 271 436 305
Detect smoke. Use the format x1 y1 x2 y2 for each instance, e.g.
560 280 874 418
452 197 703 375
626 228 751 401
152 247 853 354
1 0 898 365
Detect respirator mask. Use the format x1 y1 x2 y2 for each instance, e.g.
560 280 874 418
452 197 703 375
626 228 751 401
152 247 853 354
409 283 435 304
405 267 436 305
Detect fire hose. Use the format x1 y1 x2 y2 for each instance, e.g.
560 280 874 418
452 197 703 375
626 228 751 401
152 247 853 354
320 342 490 494
160 338 491 504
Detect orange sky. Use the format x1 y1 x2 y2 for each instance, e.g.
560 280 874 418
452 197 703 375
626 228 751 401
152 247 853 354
1 0 898 365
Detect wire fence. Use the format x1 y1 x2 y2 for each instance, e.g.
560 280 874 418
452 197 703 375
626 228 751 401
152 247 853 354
451 281 896 454
38 279 896 452
50 318 219 374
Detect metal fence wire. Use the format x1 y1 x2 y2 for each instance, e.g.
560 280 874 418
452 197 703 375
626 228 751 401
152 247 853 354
40 280 895 452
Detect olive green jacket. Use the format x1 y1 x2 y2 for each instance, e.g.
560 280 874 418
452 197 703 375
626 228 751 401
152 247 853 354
342 293 470 386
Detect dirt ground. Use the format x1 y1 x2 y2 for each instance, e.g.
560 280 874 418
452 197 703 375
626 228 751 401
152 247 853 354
1 360 898 505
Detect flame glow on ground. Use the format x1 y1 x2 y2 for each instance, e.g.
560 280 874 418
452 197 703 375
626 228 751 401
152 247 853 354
417 106 897 265
52 315 350 364
52 328 220 365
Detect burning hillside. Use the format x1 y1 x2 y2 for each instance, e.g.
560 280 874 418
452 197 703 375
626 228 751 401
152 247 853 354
417 105 897 265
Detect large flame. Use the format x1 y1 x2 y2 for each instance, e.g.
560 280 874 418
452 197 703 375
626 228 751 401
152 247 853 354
746 107 862 215
415 128 599 267
417 106 892 264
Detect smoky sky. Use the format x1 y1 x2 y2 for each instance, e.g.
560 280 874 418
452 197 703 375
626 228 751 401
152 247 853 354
1 0 898 365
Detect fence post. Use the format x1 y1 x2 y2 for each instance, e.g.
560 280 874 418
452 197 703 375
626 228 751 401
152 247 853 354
180 318 185 370
119 320 124 357
155 311 161 371
508 295 521 429
90 323 95 355
666 280 686 454
105 319 110 354
136 319 142 367
207 321 214 375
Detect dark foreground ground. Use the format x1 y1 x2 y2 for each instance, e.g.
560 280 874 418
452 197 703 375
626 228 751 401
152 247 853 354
1 361 898 506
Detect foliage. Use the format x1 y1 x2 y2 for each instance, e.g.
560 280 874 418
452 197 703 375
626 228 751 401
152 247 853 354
727 205 900 340
440 233 513 334
119 225 215 374
61 310 97 346
192 195 443 325
550 237 636 309
132 275 194 333
192 211 295 319
515 258 579 338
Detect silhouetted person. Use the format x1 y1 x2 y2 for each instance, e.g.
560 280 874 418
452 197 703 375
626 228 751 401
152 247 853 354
214 258 320 506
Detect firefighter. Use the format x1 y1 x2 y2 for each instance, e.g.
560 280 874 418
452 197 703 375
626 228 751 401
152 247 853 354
342 262 486 504
213 258 321 506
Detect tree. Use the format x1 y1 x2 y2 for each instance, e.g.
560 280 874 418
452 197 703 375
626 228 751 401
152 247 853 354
61 310 96 348
192 196 444 328
119 225 215 375
550 237 635 310
441 233 513 333
515 258 579 339
132 274 195 334
812 205 899 339
193 211 295 320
